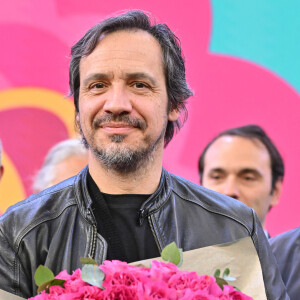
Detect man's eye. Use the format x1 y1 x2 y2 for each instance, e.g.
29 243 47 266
242 174 256 181
90 82 105 89
210 174 221 180
133 82 149 89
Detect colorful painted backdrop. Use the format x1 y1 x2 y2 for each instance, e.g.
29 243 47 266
0 0 299 236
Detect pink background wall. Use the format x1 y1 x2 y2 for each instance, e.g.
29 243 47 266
0 0 299 236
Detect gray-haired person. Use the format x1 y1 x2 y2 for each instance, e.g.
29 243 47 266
33 139 88 193
0 10 288 299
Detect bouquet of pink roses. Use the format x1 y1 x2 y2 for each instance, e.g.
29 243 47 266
29 243 253 299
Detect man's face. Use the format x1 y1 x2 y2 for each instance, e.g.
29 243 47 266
202 135 281 226
77 29 178 173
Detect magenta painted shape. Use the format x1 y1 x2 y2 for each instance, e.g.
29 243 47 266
0 108 69 195
0 24 69 94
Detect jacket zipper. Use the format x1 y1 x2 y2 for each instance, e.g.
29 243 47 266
138 209 146 225
90 224 97 258
148 215 163 253
139 208 162 252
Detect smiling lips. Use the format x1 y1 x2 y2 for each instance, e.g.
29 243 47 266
100 122 138 134
93 114 147 133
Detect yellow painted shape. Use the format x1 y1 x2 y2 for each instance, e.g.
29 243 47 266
0 87 77 212
0 87 76 137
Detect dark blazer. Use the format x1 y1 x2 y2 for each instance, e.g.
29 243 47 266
270 227 300 300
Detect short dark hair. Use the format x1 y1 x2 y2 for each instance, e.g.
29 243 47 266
198 124 284 192
69 10 193 147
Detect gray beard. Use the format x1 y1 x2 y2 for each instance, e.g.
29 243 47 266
80 124 165 175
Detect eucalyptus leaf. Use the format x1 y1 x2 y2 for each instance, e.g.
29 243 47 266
34 265 55 286
80 257 98 265
161 242 182 266
37 279 65 294
177 248 183 267
81 264 105 289
223 275 236 282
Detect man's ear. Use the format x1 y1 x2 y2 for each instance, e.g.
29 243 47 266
75 113 80 133
168 108 180 122
270 179 283 207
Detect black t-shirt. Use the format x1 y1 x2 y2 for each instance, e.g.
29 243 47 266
87 171 160 263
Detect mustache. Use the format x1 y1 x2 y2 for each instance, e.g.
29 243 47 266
93 114 147 130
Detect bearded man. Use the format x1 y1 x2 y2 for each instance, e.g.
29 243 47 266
0 10 288 299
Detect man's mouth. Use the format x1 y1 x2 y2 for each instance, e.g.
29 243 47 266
93 114 147 131
100 123 137 134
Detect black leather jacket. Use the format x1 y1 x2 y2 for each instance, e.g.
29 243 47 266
0 167 288 299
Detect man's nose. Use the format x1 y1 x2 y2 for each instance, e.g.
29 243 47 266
103 85 132 115
222 178 240 200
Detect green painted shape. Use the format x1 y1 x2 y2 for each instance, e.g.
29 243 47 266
210 0 300 93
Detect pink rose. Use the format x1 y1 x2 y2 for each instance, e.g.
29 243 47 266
141 280 177 300
101 260 149 291
180 288 217 300
149 260 178 282
111 271 139 286
54 295 79 299
101 285 139 300
191 275 222 296
48 285 64 296
77 285 103 299
168 270 200 290
62 269 89 293
101 260 149 278
28 293 50 300
55 270 72 281
221 285 253 300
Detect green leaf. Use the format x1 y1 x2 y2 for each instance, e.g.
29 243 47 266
161 242 183 266
222 268 230 278
34 265 55 286
214 269 221 278
80 257 98 265
37 279 65 294
215 277 229 290
81 264 105 289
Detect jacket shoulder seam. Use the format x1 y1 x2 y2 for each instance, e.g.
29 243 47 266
171 188 253 235
14 202 77 253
